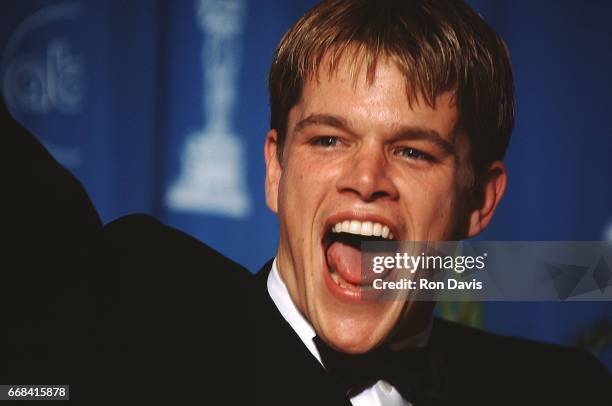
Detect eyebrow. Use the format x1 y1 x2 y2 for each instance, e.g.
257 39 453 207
293 113 456 157
293 114 350 134
395 126 456 157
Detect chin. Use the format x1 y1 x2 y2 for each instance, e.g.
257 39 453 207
317 310 389 354
325 329 381 354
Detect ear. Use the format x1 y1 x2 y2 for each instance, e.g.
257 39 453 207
264 129 282 213
466 161 507 238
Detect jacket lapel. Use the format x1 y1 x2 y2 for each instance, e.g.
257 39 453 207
253 260 352 406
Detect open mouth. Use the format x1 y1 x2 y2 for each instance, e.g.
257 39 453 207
322 219 397 299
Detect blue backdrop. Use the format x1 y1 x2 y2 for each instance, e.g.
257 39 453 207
2 0 611 368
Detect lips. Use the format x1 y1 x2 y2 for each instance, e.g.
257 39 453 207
322 215 398 301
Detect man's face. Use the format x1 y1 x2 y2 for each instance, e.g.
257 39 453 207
265 56 473 353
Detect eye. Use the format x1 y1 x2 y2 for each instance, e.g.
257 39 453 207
311 136 339 148
395 147 434 162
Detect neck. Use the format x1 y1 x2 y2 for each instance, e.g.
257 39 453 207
385 301 435 350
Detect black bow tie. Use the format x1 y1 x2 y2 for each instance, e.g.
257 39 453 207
313 336 448 405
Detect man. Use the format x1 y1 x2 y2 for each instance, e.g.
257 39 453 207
3 0 609 404
253 0 610 405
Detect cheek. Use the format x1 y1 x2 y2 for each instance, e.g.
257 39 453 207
281 155 338 202
277 158 324 238
279 164 310 208
402 173 459 233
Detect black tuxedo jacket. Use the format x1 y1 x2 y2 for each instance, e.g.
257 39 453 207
3 97 610 404
253 261 611 405
4 210 255 403
1 98 254 402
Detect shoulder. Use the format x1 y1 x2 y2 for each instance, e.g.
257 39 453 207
431 317 611 404
98 213 254 348
90 214 255 401
102 213 252 286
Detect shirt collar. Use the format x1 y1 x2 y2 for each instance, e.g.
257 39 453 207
267 258 323 364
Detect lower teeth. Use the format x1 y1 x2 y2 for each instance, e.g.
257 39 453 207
330 270 378 292
330 271 340 285
330 271 356 290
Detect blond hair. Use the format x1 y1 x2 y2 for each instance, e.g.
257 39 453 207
269 0 514 182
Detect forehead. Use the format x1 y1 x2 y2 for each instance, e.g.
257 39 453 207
288 53 459 139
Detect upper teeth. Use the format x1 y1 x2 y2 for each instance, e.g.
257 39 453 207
332 220 394 240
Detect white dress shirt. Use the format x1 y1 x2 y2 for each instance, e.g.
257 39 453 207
267 258 432 406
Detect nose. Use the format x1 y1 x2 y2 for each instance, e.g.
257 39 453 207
336 143 399 202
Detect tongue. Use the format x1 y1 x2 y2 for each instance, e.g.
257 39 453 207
326 240 362 285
